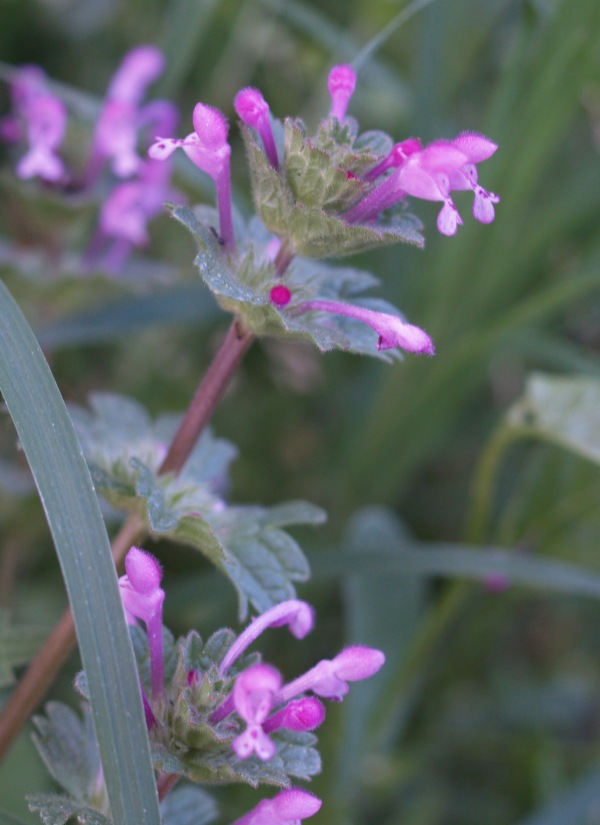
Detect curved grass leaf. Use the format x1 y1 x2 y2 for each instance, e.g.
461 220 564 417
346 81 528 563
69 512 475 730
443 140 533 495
0 282 160 825
311 532 600 601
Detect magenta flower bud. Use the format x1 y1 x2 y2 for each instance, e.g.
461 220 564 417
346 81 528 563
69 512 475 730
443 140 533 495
219 600 315 674
263 697 325 733
277 645 385 703
327 64 357 122
294 299 434 355
125 545 162 593
270 285 292 306
118 546 165 701
232 789 322 825
484 572 510 594
232 664 282 760
234 87 279 169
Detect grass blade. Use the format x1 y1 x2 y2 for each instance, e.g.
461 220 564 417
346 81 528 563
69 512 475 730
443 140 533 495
0 282 160 825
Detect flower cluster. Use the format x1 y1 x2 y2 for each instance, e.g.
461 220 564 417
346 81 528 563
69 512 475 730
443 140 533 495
118 546 385 823
150 63 499 359
0 46 180 272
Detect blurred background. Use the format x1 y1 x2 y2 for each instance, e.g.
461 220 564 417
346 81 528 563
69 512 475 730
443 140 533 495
2 0 600 822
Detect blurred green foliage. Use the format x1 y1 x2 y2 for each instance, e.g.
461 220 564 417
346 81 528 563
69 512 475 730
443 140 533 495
2 0 600 823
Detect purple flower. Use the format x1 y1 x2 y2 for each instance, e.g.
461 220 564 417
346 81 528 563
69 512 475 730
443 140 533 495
149 102 235 249
118 546 165 701
327 64 357 122
234 87 279 169
288 297 434 355
0 66 67 183
345 132 499 235
277 645 386 703
218 599 315 675
88 45 169 182
232 664 282 760
90 155 180 272
231 789 322 825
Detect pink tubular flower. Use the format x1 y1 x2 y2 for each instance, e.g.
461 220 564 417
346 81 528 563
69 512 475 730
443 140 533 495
88 45 167 181
293 298 434 355
232 789 322 825
149 102 235 249
277 645 385 703
91 154 181 272
232 664 282 760
219 599 315 675
234 87 279 169
0 66 67 183
346 132 499 235
118 546 165 701
327 64 357 122
16 95 67 182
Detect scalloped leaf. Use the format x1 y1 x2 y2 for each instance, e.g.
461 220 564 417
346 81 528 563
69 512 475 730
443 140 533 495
160 786 218 825
170 205 413 361
27 796 109 825
154 728 320 789
71 393 325 618
31 704 101 805
203 502 326 618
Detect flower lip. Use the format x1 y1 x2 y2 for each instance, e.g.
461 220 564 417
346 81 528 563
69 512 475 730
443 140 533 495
192 102 230 150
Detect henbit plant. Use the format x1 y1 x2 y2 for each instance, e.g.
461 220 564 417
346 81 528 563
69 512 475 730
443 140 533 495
0 46 503 823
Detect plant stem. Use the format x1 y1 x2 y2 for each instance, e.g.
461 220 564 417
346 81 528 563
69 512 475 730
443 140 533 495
159 319 254 476
0 512 145 762
0 320 254 762
157 772 180 801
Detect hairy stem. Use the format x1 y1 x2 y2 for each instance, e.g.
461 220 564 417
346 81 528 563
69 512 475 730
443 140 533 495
157 772 180 801
159 319 254 476
0 320 254 762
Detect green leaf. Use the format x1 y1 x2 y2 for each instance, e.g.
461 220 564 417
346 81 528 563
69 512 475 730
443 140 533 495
507 373 600 464
0 610 48 688
0 282 160 825
205 502 325 618
171 204 413 361
27 796 109 825
71 392 325 618
160 786 218 825
31 704 101 806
